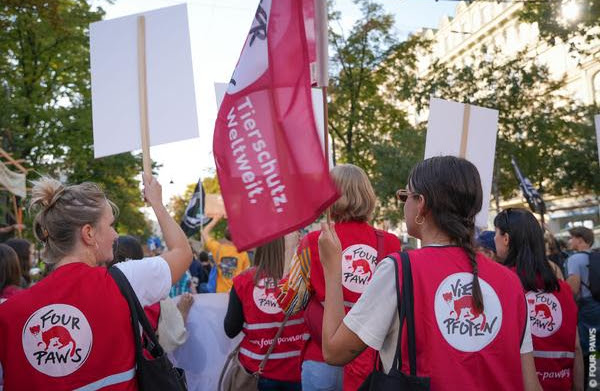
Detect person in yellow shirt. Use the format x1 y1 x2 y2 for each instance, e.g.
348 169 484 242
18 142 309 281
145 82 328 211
201 214 250 293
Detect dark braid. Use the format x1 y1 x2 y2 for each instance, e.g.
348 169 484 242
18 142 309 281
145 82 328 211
460 231 484 312
409 156 484 311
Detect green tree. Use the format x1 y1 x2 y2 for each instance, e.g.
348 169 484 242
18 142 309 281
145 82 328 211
0 0 150 237
327 1 434 221
519 0 600 56
411 46 599 199
328 0 404 170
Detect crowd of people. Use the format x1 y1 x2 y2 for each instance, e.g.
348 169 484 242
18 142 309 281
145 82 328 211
0 156 598 390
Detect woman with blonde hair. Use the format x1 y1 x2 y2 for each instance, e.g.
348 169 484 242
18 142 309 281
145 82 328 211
278 164 401 391
0 174 192 390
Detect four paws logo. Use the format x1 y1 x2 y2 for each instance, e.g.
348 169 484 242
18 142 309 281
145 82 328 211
341 244 378 293
253 278 282 315
526 291 562 338
434 273 502 352
22 304 92 377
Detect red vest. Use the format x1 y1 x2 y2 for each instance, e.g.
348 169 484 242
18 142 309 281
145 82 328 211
393 247 527 391
144 303 161 332
524 279 578 390
0 263 137 390
303 221 401 391
234 268 307 382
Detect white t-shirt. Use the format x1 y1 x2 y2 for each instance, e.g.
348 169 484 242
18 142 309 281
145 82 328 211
344 257 533 374
114 256 172 307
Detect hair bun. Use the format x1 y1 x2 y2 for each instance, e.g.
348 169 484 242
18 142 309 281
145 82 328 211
30 177 65 210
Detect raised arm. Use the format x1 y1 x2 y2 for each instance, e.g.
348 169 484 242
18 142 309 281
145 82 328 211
319 222 367 365
143 174 192 284
201 214 222 243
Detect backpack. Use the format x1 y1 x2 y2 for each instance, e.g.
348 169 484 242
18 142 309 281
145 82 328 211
582 250 600 302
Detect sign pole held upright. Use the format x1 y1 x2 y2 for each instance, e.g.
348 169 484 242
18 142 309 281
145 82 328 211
137 16 152 176
315 0 330 223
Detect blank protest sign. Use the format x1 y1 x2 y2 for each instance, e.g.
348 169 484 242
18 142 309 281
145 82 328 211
90 4 199 158
425 98 499 228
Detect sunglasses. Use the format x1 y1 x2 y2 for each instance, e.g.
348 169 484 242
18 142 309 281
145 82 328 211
396 189 420 203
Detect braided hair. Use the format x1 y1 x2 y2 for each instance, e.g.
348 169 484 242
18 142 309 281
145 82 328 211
408 156 484 312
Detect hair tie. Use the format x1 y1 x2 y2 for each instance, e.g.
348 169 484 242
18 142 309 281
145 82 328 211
46 187 66 209
40 228 50 242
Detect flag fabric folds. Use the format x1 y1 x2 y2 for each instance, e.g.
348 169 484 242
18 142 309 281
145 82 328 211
213 0 338 251
180 179 212 237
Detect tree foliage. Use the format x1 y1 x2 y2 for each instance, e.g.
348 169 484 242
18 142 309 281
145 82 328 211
0 0 150 237
328 0 408 171
519 0 600 56
411 47 599 198
326 1 598 223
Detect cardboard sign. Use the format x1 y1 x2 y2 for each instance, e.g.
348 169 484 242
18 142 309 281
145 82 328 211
90 4 199 158
425 98 499 228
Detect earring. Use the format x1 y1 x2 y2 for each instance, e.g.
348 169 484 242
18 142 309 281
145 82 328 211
415 215 425 225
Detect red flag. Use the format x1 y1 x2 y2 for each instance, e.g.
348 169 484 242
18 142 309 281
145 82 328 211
213 0 338 251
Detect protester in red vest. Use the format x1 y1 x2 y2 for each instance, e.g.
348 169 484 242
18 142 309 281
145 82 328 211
0 244 22 302
494 208 583 391
224 236 307 390
0 174 192 390
318 156 542 391
277 164 401 391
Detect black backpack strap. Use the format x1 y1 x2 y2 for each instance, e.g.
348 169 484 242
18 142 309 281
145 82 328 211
400 251 418 376
391 253 405 373
109 266 164 359
390 251 418 376
520 296 528 347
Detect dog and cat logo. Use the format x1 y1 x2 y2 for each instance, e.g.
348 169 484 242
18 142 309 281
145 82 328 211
526 291 562 337
341 244 378 293
253 277 281 314
22 304 92 377
434 273 503 352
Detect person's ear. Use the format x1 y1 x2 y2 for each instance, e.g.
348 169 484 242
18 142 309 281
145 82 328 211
81 224 95 247
416 194 427 218
502 232 510 248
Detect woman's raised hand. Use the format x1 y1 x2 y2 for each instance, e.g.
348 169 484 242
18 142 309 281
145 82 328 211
318 222 342 275
142 173 163 207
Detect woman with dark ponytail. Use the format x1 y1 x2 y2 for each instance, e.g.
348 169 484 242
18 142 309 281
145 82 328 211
494 208 583 390
318 156 541 391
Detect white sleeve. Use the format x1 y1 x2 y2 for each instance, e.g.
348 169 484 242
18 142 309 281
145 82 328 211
520 311 533 354
115 256 171 307
343 258 398 350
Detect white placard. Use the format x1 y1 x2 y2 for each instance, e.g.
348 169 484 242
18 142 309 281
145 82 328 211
214 83 334 168
425 98 499 228
311 88 335 168
214 82 228 109
170 293 242 391
90 4 199 158
595 114 600 167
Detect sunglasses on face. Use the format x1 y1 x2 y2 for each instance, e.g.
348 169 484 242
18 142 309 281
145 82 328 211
396 189 420 203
